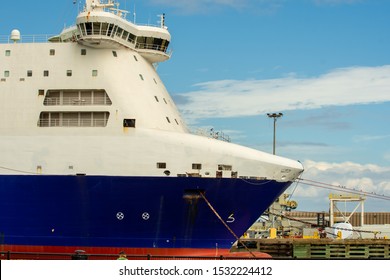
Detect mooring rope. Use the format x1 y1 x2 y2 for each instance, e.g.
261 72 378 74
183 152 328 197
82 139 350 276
199 191 257 258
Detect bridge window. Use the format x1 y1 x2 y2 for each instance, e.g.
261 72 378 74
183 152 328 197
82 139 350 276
101 23 108 35
122 31 129 40
115 27 123 37
128 33 136 43
85 22 92 35
78 23 85 36
107 24 114 37
93 22 101 35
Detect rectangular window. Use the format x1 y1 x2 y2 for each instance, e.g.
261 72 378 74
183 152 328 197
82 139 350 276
133 55 138 61
156 162 167 169
112 51 117 57
81 49 87 55
67 70 72 77
107 24 114 37
4 71 10 77
139 74 144 81
92 70 98 77
93 22 101 35
5 50 11 56
192 163 202 170
50 49 55 56
101 23 109 36
128 33 136 43
85 22 92 35
38 90 45 96
78 23 86 36
123 119 136 128
122 31 129 40
154 96 159 102
44 70 49 77
115 27 123 37
27 70 33 77
166 117 171 123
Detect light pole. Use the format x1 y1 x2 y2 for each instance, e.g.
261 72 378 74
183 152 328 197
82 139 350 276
267 113 283 155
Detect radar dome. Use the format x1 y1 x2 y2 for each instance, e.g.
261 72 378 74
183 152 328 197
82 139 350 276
10 29 21 42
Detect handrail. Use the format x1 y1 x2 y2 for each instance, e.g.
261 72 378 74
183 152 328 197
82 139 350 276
38 118 109 127
44 97 112 106
0 34 56 44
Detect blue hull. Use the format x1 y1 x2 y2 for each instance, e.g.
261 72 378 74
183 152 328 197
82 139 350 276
0 175 290 250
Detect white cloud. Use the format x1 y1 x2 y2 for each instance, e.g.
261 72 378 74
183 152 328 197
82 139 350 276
291 160 390 211
353 134 390 143
175 65 390 122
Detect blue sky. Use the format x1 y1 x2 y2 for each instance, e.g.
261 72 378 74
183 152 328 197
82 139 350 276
2 0 389 212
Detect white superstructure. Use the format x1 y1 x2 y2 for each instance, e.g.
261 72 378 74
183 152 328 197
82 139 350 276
0 0 303 182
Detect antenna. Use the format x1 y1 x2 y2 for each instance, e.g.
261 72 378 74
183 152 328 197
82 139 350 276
159 13 166 28
157 13 166 28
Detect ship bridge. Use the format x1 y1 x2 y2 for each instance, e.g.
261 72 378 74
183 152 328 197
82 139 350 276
54 0 171 63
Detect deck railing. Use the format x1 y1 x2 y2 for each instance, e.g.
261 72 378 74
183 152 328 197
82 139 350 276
0 34 56 44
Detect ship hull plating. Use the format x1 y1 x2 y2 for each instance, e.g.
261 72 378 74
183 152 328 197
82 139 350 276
0 175 290 253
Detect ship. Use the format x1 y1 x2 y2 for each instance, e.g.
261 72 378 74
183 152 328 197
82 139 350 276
0 0 304 258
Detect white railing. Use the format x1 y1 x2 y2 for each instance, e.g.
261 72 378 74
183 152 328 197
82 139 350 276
193 128 231 143
44 97 112 106
0 34 56 44
135 42 168 53
38 118 108 127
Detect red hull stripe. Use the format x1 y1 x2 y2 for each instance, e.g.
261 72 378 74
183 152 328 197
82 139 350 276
1 244 271 259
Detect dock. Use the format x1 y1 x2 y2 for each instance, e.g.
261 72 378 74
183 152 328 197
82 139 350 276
232 238 390 259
